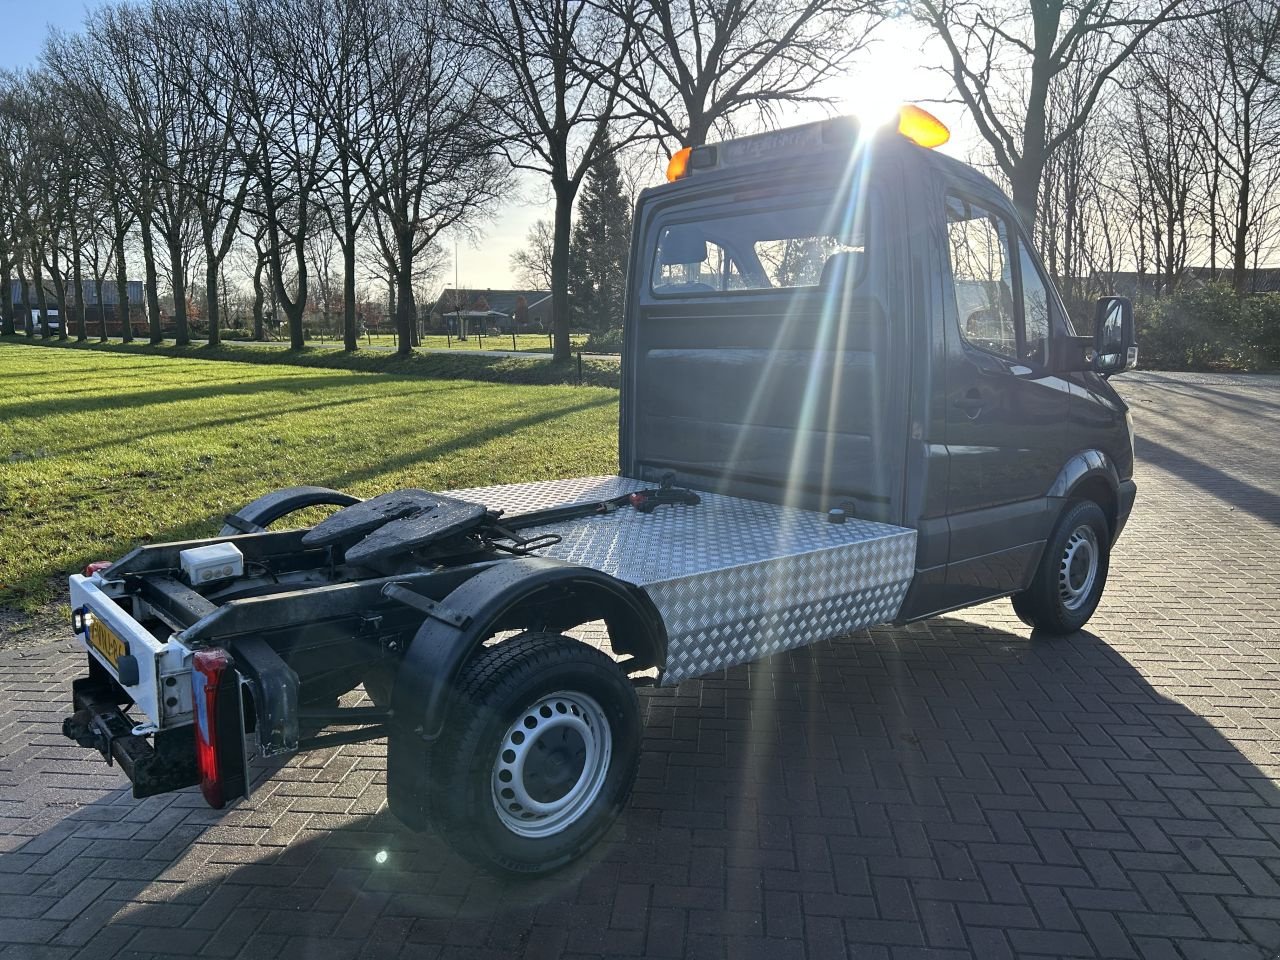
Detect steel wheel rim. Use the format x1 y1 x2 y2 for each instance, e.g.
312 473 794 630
491 691 612 839
1059 524 1099 612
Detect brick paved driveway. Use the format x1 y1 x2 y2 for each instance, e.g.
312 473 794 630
2 371 1279 960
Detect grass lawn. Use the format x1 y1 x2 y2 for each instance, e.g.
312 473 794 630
0 341 619 615
2 335 622 388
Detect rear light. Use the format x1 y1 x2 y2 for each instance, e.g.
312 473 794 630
192 649 248 809
83 561 113 577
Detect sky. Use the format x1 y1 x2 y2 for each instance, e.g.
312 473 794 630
3 1 974 292
1 0 93 62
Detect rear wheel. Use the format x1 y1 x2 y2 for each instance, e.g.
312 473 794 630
424 632 641 876
1012 500 1110 635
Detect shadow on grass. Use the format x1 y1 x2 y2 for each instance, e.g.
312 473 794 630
51 381 480 458
10 618 1280 958
20 373 383 419
321 393 619 489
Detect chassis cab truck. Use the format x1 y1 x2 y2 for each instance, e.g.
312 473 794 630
62 109 1138 875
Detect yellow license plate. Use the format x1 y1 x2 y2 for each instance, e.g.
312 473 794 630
88 618 128 671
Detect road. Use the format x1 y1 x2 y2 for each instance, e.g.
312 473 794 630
2 370 1278 959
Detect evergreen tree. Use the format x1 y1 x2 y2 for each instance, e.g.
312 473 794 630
569 143 632 332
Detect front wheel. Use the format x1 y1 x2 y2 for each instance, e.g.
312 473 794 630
1012 500 1111 635
424 632 641 876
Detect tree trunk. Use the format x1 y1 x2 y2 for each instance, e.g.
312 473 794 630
32 255 51 340
72 231 87 342
139 217 164 343
1010 159 1044 232
551 180 573 361
169 235 190 345
95 277 108 341
283 300 305 349
0 259 13 336
1232 173 1249 296
114 227 133 343
205 241 221 348
47 250 68 341
252 256 266 341
395 226 415 358
343 229 358 351
685 110 712 148
387 275 395 325
17 262 33 337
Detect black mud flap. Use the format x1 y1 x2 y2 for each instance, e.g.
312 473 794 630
63 676 198 799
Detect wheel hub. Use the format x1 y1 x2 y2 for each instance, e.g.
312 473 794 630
491 691 611 839
523 726 587 803
1058 524 1099 612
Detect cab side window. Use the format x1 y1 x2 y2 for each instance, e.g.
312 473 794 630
1017 241 1050 365
945 197 1017 360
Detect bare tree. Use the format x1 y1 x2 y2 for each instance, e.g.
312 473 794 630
917 0 1202 227
1187 0 1280 292
360 0 510 356
81 4 174 343
306 0 382 351
616 0 880 149
510 218 555 290
0 72 23 337
456 0 635 360
154 0 252 347
206 0 333 349
1112 29 1203 291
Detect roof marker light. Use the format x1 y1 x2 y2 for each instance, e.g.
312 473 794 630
897 105 950 149
666 146 693 182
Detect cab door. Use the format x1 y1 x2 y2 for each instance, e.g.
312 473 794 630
941 191 1071 599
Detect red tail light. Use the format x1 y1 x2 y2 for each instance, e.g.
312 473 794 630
192 649 248 809
83 561 113 577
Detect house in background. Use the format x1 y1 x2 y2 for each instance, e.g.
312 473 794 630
425 288 554 333
8 279 146 336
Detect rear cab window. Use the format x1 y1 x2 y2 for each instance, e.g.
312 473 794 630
651 205 870 297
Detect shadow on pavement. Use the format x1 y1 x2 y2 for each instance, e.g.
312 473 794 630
8 616 1280 959
1135 434 1280 527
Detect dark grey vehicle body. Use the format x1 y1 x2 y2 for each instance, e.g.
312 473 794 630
620 130 1136 623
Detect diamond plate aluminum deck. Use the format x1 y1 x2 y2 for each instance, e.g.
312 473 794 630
446 476 917 683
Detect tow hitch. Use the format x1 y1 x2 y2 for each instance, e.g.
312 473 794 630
62 677 199 799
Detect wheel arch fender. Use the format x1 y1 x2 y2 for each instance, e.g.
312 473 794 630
1047 450 1120 534
220 485 362 535
386 556 666 829
391 556 666 743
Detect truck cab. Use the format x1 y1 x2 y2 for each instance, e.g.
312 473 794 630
621 111 1136 627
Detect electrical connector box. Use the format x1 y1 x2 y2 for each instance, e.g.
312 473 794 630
179 542 244 585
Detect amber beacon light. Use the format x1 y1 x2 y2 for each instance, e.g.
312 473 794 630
897 104 950 148
665 146 693 182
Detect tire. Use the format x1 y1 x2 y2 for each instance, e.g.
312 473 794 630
218 485 360 536
1012 500 1111 635
424 631 641 876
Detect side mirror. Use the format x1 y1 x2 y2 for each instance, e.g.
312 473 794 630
1093 296 1137 375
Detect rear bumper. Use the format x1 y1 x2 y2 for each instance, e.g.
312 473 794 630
1113 479 1138 543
